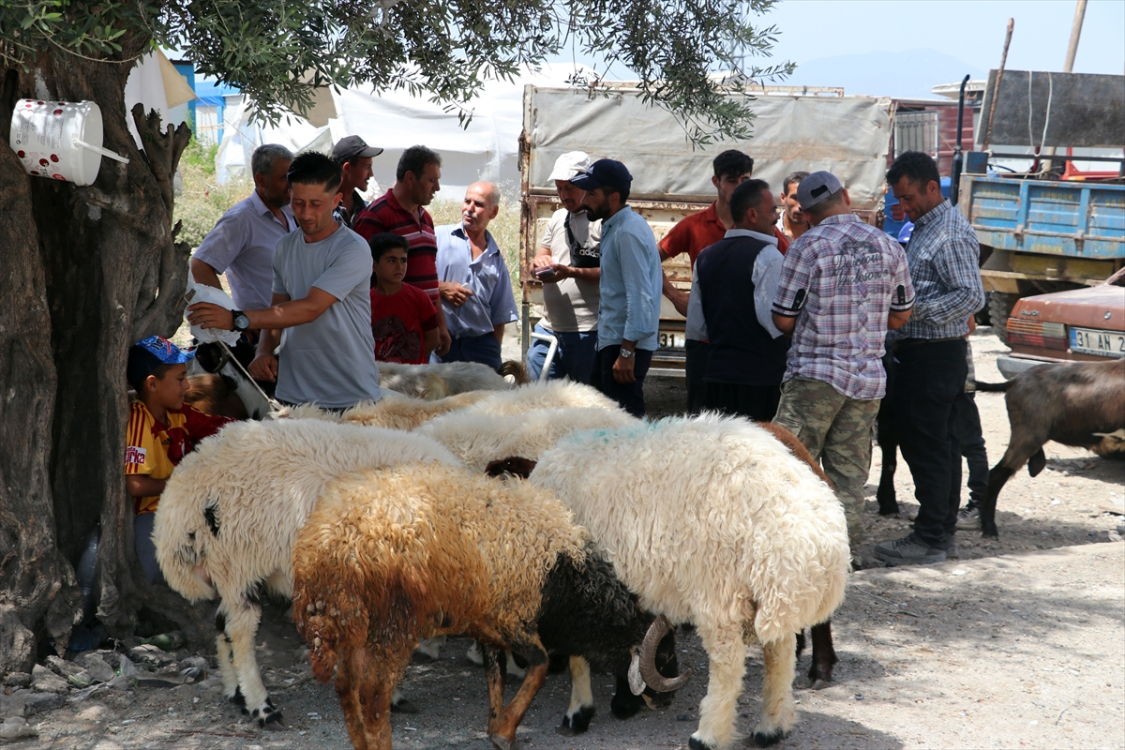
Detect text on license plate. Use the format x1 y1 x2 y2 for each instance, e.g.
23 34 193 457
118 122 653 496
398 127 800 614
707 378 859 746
1069 327 1125 357
658 330 685 350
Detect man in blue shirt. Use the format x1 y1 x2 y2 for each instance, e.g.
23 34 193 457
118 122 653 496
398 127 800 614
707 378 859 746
571 159 662 417
433 181 519 370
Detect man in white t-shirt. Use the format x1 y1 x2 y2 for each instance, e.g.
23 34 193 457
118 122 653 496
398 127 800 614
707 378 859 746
527 152 602 383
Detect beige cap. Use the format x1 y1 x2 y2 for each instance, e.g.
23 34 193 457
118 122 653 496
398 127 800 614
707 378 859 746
548 151 591 182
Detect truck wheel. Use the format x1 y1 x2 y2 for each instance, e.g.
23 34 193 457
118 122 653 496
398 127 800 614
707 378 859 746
988 291 1020 345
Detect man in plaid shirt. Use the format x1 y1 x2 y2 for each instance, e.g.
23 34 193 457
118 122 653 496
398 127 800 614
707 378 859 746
875 151 986 566
771 171 915 555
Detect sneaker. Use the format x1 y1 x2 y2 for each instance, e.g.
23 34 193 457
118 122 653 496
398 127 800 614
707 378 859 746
873 533 947 566
944 537 959 559
956 505 980 530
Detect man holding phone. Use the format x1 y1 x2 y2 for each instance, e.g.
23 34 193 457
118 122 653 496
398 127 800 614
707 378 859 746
527 151 602 383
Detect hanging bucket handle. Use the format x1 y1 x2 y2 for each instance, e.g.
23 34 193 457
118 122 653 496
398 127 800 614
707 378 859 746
74 138 129 164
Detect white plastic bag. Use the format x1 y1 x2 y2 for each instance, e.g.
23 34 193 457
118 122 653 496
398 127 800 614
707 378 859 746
185 269 241 347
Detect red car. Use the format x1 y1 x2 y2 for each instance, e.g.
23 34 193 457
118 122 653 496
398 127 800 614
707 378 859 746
999 267 1125 379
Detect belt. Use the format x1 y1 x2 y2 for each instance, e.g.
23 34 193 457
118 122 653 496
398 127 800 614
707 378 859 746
893 336 964 351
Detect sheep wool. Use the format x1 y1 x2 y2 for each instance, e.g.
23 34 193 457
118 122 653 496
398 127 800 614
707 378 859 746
153 418 458 727
529 413 851 749
292 463 589 748
416 406 637 472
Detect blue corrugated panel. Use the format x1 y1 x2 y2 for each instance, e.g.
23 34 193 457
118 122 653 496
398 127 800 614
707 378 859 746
965 176 1125 259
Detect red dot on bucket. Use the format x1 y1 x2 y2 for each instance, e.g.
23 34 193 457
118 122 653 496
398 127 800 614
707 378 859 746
50 154 59 162
17 150 25 158
52 174 65 181
39 158 49 166
53 109 63 115
37 100 44 105
30 170 39 175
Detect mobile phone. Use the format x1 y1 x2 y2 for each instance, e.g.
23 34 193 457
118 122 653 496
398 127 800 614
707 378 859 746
534 266 557 280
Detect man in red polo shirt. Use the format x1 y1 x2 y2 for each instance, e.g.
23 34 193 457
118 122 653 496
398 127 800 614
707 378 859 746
659 150 790 413
355 145 452 356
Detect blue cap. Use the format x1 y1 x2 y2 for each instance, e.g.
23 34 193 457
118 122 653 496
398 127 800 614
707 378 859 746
569 159 633 194
127 336 194 387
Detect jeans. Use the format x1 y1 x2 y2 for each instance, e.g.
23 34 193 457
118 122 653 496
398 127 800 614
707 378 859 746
134 512 165 585
434 332 503 370
891 339 969 548
525 323 598 384
590 344 653 418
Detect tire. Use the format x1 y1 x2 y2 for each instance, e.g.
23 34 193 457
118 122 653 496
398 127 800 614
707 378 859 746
988 291 1020 345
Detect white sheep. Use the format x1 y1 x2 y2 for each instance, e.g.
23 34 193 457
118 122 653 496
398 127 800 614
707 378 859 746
153 418 458 726
378 359 528 399
417 406 636 472
526 414 851 750
278 380 622 431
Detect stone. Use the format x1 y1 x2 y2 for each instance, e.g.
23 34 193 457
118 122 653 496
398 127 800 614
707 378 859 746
2 672 30 689
45 655 83 678
79 655 116 684
0 717 36 741
22 692 65 716
0 689 27 718
30 665 69 694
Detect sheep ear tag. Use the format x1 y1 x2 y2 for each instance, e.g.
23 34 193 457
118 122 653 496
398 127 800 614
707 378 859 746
627 647 645 696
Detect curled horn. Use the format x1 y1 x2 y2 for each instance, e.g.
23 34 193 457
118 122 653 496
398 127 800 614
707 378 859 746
638 615 692 693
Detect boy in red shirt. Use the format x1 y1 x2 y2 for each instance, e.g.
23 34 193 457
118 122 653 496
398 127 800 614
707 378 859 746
125 336 232 583
369 233 439 364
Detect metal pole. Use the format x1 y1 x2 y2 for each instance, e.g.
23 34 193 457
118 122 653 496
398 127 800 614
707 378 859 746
982 19 1014 152
950 75 970 206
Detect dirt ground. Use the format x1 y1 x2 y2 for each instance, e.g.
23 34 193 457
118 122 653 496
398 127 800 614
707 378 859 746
4 328 1124 749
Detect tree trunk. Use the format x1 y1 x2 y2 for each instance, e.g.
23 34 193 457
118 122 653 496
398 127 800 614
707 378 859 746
0 48 210 673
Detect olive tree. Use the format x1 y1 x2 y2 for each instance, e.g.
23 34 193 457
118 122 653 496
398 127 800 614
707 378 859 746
0 0 789 673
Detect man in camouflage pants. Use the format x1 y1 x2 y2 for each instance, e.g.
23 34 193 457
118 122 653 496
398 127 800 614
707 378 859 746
770 172 915 552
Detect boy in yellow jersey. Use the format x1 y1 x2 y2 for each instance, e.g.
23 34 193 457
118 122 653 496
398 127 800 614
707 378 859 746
125 336 232 583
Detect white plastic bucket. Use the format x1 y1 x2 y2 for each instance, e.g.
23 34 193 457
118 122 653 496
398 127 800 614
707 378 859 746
9 99 128 186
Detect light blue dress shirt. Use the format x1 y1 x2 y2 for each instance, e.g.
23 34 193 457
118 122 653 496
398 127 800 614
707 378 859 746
597 207 662 351
435 223 520 339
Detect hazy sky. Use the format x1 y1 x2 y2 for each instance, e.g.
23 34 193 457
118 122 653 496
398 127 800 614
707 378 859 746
761 0 1124 78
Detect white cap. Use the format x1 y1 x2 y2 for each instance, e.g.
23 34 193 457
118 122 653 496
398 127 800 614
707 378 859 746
548 151 591 182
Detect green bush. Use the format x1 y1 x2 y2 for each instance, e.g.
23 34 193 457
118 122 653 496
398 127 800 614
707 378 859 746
174 154 252 250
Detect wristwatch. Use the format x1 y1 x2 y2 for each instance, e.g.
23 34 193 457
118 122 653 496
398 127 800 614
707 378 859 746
231 310 250 332
618 348 635 359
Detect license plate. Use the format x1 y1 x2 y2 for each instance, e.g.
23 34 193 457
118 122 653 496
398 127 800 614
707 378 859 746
1070 327 1125 357
658 330 685 350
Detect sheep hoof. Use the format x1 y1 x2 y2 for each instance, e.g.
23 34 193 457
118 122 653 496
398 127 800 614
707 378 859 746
981 525 999 539
809 677 831 690
252 700 283 728
229 687 246 707
390 698 418 714
687 737 715 750
489 733 513 750
752 728 787 747
560 705 595 733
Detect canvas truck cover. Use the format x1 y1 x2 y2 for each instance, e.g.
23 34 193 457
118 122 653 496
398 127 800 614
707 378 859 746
524 86 894 209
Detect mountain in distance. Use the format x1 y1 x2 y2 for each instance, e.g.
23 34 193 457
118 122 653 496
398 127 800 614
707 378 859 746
781 49 988 100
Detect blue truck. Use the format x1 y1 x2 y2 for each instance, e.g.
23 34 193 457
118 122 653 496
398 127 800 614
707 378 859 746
959 174 1125 338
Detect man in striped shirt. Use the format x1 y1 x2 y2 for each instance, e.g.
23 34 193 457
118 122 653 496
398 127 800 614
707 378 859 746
875 151 986 567
355 145 451 356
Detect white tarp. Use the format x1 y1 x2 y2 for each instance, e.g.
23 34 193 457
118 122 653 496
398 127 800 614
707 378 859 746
215 64 596 202
124 50 197 149
525 87 894 210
